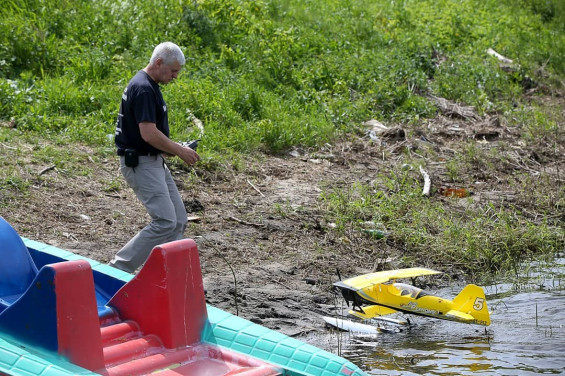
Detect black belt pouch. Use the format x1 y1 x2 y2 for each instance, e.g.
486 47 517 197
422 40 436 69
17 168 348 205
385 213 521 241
124 149 139 168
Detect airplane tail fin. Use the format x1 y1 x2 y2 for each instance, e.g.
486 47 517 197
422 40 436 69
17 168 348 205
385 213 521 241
452 284 490 326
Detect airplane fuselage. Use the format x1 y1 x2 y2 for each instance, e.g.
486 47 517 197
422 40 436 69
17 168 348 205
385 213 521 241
333 268 490 326
345 282 489 325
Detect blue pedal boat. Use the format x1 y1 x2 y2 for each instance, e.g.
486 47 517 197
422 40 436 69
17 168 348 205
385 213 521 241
0 216 366 376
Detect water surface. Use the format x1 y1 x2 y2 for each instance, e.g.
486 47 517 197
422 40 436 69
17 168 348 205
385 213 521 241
322 258 565 375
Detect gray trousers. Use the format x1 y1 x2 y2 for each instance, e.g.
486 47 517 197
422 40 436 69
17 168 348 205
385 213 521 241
110 155 188 273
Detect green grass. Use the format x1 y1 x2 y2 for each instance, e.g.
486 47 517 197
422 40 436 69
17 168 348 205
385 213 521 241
1 0 563 147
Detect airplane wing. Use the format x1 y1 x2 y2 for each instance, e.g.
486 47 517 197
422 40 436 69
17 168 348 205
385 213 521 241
339 267 442 290
322 316 380 335
348 305 398 320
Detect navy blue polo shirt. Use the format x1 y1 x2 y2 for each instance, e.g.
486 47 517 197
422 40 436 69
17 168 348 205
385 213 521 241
115 70 169 155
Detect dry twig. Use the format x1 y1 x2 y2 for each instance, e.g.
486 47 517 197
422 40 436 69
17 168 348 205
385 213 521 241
247 179 265 197
228 216 266 228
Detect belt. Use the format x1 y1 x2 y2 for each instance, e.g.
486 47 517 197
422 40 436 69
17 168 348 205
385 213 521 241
117 149 159 157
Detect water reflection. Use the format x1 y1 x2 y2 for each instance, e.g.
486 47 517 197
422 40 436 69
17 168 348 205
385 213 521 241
326 257 565 375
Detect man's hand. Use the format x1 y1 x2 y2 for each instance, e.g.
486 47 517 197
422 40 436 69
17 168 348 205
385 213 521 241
139 122 200 166
177 146 200 165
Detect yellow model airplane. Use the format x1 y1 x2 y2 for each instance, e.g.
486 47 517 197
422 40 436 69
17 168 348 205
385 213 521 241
333 267 490 326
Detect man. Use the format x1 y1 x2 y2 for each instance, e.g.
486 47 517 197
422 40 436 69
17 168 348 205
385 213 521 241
110 42 200 273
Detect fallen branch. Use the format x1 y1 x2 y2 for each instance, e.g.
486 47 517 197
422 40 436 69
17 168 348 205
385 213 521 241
38 165 56 176
419 166 431 196
428 95 479 120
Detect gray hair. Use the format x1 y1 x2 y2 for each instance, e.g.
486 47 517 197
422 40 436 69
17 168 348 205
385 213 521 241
150 42 186 66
